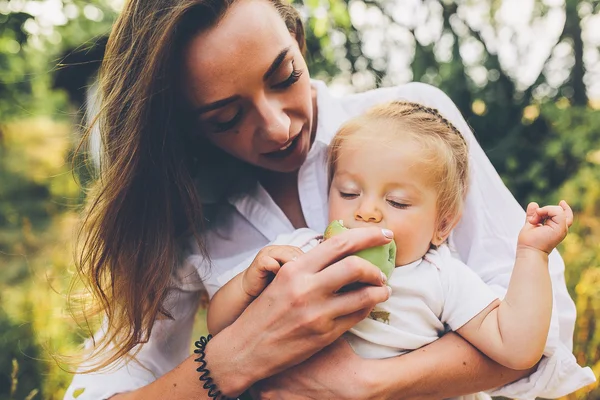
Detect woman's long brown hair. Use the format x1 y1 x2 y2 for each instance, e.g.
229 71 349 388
73 0 305 371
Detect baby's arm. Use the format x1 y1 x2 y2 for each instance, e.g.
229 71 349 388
207 245 302 335
457 201 573 370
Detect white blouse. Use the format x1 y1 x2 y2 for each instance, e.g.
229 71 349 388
64 80 595 400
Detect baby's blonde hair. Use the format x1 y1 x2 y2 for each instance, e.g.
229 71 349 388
327 101 469 238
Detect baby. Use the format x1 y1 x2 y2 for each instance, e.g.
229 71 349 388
207 101 592 397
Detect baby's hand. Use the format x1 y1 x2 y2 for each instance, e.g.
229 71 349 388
242 245 304 298
518 200 574 254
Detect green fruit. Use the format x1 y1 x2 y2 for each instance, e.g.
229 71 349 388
324 220 397 280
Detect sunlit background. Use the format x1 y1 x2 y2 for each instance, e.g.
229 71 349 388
1 0 599 398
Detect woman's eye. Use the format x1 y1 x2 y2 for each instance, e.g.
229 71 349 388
272 66 303 90
339 191 358 199
210 110 242 133
388 200 409 209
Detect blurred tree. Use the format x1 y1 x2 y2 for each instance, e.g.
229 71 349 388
0 310 41 400
0 10 34 119
0 0 116 120
0 3 116 397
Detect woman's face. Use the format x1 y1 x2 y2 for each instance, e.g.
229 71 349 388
181 0 315 173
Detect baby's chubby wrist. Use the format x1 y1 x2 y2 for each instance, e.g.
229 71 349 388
516 243 550 264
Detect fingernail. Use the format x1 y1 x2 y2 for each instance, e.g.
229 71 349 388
380 271 387 284
387 286 393 296
382 229 394 239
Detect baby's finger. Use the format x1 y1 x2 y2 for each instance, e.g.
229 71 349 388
526 202 542 224
560 200 574 227
253 256 284 275
535 205 565 226
264 245 304 266
263 261 282 275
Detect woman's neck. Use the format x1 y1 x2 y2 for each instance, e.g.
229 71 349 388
258 170 307 229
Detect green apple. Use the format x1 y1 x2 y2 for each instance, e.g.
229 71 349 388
324 220 397 280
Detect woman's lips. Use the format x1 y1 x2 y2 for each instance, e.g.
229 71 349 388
263 133 301 159
278 140 294 151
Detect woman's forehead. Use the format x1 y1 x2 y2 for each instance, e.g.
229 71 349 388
181 0 296 106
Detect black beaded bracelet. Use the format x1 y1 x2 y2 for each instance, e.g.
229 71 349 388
194 334 235 400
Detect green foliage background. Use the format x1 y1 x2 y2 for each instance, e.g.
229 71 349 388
0 0 599 398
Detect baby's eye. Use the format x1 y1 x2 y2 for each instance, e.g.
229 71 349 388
387 200 410 209
339 191 359 199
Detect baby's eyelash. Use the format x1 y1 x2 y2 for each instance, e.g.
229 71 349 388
388 200 409 209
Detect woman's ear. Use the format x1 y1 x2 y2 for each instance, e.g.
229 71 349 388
432 212 462 246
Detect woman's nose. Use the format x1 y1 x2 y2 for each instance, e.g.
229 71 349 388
255 95 291 145
355 200 383 223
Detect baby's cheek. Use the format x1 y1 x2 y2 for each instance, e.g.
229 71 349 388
394 231 433 264
328 198 346 222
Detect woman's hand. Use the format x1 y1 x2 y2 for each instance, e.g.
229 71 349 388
250 338 378 400
210 227 393 397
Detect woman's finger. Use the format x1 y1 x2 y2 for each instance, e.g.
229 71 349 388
329 285 391 321
332 307 374 334
293 227 394 273
317 255 386 293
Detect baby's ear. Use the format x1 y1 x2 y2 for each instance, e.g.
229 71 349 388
432 212 462 246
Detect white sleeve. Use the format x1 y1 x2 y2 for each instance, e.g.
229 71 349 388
395 83 595 398
63 261 204 400
437 249 498 331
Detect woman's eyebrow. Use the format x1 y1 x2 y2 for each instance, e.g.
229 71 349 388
196 47 291 115
263 47 291 81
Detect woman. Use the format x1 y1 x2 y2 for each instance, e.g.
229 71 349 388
65 0 584 399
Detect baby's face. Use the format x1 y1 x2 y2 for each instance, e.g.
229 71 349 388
328 136 440 266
